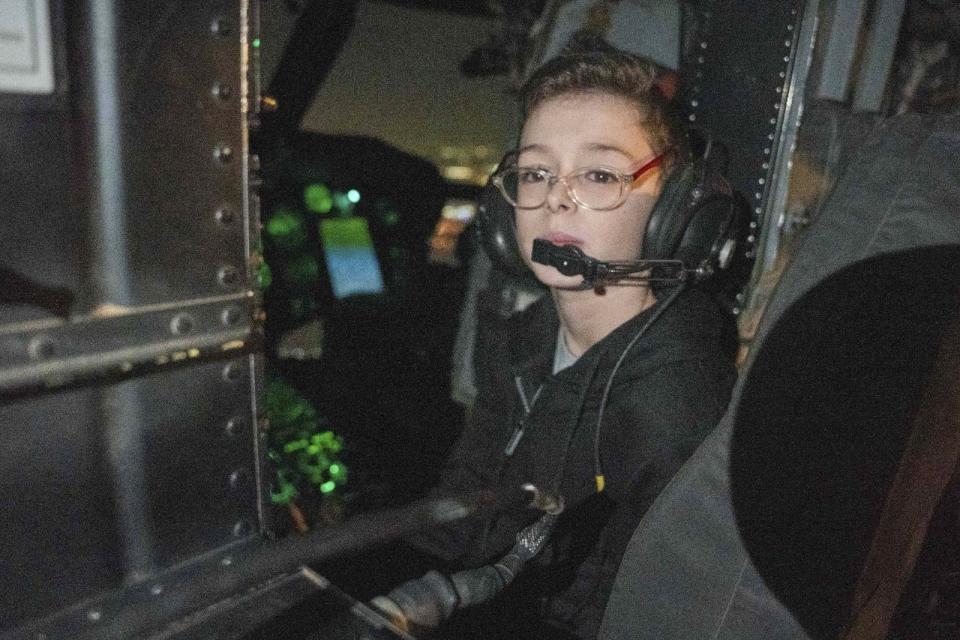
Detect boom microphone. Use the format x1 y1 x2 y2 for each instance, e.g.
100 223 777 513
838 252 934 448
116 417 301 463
531 239 697 287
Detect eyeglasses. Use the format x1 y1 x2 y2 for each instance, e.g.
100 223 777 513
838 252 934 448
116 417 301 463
491 151 668 211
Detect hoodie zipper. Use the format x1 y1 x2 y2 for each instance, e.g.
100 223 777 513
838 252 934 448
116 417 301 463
504 375 543 456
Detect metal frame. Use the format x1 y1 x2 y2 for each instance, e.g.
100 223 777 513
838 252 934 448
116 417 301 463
0 1 268 636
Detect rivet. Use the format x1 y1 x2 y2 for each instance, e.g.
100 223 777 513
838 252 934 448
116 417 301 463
780 71 786 78
750 221 758 229
233 520 252 537
213 143 234 164
783 55 789 62
768 132 775 140
762 163 769 170
774 103 781 110
222 362 241 382
758 178 765 185
218 265 239 287
225 416 246 436
747 235 756 243
787 24 794 31
215 206 235 225
736 292 745 302
784 39 791 47
150 584 163 596
754 208 761 215
688 114 696 121
27 336 55 360
210 17 231 36
764 147 771 154
221 556 233 567
755 192 762 200
229 468 249 489
700 41 707 49
260 95 278 112
775 86 782 94
169 313 195 336
769 118 776 125
211 81 232 101
221 305 242 326
87 610 102 623
697 55 704 63
690 99 699 107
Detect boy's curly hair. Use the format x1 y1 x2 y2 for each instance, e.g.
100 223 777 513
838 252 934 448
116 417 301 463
520 35 687 163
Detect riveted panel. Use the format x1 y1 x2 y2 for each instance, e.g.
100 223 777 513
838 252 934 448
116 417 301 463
0 0 266 637
683 0 811 277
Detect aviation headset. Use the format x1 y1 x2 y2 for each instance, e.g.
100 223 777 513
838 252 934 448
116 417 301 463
475 147 741 287
474 140 743 493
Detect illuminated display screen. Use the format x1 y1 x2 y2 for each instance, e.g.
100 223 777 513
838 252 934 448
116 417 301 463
319 217 385 299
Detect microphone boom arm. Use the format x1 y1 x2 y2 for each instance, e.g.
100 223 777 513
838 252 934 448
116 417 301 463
532 239 690 287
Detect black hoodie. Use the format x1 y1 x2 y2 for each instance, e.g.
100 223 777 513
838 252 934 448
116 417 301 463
410 286 737 639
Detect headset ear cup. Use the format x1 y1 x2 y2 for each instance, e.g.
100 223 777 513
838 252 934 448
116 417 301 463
642 163 701 262
643 160 740 282
474 152 533 279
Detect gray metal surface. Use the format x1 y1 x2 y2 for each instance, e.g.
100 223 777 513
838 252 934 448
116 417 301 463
0 295 254 392
76 1 249 306
1 1 250 325
851 0 907 112
683 0 807 307
756 0 820 270
813 0 869 102
0 356 262 631
0 0 267 637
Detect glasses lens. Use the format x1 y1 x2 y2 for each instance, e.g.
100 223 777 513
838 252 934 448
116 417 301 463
498 168 551 208
569 169 624 210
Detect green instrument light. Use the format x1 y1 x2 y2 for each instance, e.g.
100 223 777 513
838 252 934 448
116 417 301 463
270 482 297 505
252 37 261 49
256 261 273 289
347 189 361 204
265 378 348 507
265 208 307 249
332 192 355 216
304 183 334 214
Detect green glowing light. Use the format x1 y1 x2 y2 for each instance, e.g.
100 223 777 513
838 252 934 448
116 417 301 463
256 261 272 290
265 209 307 249
320 481 336 494
304 183 333 214
252 38 261 49
332 192 355 216
384 210 400 226
270 483 297 505
346 189 361 204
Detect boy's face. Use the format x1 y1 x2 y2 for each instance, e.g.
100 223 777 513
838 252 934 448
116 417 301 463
514 93 663 290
